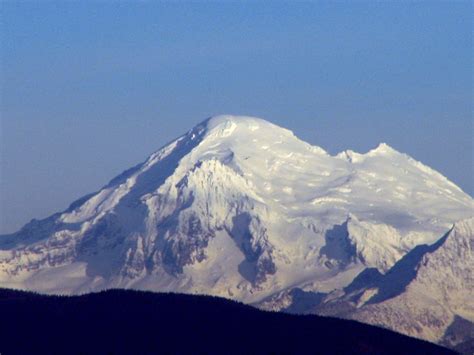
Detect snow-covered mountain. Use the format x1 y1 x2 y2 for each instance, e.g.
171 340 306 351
1 115 472 347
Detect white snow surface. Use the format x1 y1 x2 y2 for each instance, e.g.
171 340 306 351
0 115 472 312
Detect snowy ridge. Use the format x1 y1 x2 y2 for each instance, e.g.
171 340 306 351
0 115 472 347
257 218 474 349
346 218 474 345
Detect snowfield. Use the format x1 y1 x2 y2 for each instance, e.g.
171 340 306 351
1 115 472 348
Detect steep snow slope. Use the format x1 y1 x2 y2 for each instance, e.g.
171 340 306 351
0 115 472 307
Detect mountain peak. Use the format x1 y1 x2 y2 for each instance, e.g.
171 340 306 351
201 115 295 141
336 143 401 163
368 142 399 156
206 114 269 128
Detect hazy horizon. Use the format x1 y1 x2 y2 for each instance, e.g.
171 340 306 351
1 2 472 234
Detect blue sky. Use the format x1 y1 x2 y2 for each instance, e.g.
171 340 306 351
1 2 472 233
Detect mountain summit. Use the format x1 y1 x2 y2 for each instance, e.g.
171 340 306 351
1 115 472 348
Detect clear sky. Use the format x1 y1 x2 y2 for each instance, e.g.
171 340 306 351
1 2 472 234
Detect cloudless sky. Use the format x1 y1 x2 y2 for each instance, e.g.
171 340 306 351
1 1 472 233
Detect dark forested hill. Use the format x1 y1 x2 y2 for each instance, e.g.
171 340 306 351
0 288 453 355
